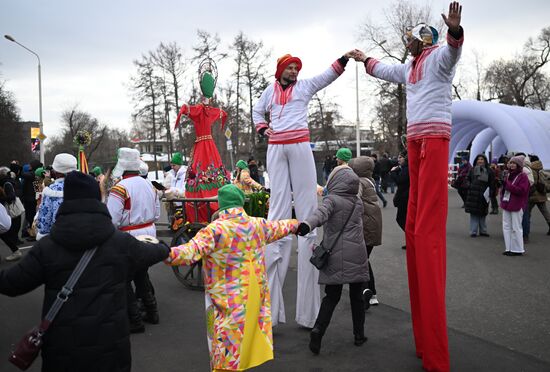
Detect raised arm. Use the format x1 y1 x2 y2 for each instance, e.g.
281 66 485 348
301 52 355 97
438 2 464 70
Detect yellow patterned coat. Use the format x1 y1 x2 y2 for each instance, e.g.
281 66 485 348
166 207 298 371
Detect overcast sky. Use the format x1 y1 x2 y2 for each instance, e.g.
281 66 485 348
1 0 549 141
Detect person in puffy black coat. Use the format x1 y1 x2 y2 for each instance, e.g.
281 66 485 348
0 171 170 372
465 154 494 237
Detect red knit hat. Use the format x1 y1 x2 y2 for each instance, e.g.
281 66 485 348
275 54 302 80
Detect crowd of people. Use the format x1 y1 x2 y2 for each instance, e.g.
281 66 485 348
2 2 549 371
454 152 550 255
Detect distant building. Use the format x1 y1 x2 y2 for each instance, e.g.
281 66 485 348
310 125 375 156
131 138 170 155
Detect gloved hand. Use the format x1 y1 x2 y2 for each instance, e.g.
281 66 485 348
296 222 311 236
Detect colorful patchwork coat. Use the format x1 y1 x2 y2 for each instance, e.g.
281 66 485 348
167 207 298 371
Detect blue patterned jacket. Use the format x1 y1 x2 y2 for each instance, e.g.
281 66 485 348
36 179 65 237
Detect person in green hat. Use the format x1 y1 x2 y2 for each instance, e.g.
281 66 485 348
166 184 299 371
233 160 264 194
92 166 103 177
165 152 188 201
336 147 352 166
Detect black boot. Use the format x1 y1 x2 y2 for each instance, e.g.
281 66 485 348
354 335 368 346
547 224 550 236
142 291 160 324
309 327 323 355
128 299 145 333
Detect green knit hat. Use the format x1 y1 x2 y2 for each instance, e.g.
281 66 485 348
92 166 103 176
218 184 245 211
171 152 183 165
34 167 46 177
336 148 352 162
236 160 248 170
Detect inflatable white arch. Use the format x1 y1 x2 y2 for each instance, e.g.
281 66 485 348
450 100 550 166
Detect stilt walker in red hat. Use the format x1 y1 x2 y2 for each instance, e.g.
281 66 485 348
253 50 359 329
353 2 464 371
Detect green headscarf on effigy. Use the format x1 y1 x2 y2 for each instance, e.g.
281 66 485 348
200 71 216 99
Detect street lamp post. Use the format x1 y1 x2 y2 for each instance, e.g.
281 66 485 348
4 34 45 164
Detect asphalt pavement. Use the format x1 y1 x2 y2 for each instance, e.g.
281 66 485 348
1 189 549 371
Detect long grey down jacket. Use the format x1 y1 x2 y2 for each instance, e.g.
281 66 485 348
305 165 369 285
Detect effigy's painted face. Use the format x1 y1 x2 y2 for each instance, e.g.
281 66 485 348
280 63 299 84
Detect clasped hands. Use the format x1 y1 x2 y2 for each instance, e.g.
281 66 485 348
295 222 311 236
344 49 368 63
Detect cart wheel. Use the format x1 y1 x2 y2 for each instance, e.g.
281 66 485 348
171 222 206 290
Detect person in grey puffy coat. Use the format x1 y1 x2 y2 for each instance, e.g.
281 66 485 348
297 165 369 355
349 156 383 306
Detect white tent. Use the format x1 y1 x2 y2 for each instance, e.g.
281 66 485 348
450 100 550 166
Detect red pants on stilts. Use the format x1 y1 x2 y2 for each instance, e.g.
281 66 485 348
406 138 450 372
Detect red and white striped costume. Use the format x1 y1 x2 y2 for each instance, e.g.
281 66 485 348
107 174 160 237
363 29 464 372
252 59 346 328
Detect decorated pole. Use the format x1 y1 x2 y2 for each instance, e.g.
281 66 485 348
74 130 91 174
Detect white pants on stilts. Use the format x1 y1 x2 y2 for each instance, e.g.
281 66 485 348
266 142 320 328
502 209 524 253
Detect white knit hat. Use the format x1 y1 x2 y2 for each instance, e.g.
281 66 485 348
52 153 77 174
112 148 141 178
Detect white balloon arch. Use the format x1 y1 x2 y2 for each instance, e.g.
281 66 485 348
450 100 550 166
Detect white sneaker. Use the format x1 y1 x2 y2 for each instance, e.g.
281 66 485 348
369 295 379 306
5 250 22 262
362 289 373 310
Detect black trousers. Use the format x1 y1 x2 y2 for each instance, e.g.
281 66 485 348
366 245 376 295
23 200 37 230
458 187 468 204
0 215 21 253
127 268 154 316
396 205 407 232
315 282 365 338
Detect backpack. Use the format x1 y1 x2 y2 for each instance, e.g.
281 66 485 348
539 170 550 194
2 182 25 218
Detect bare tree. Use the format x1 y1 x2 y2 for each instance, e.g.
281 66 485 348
130 55 162 177
192 29 228 63
46 107 128 167
231 31 271 154
151 42 187 156
0 79 27 164
485 26 550 109
309 92 342 152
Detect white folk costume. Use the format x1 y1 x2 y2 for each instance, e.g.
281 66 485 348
252 54 348 328
107 148 162 331
363 23 464 372
108 149 160 237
